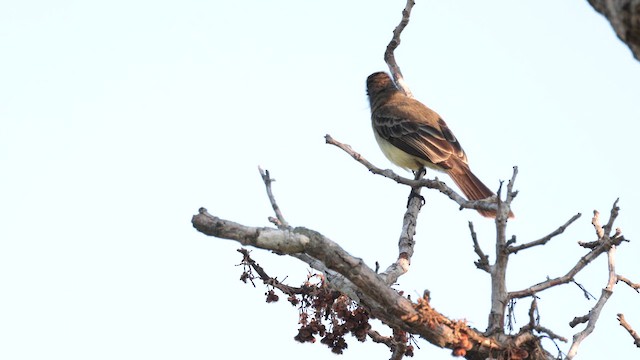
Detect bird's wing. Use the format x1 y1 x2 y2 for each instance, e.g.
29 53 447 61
372 103 468 169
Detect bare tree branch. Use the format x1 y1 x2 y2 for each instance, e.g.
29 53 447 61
509 201 626 303
518 299 568 342
508 213 581 254
468 221 490 273
258 167 290 229
617 313 640 348
565 247 617 359
384 0 415 97
508 240 610 300
191 208 505 355
617 275 640 293
569 313 590 328
502 166 519 219
592 209 605 239
486 181 510 334
485 168 520 334
324 134 509 217
603 198 620 236
237 248 303 294
566 203 625 359
379 171 424 286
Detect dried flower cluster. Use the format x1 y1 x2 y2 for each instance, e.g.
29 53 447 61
237 248 395 355
290 279 372 354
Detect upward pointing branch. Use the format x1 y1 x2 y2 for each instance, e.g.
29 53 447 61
385 0 415 97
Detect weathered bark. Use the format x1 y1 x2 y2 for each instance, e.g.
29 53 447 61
588 0 640 60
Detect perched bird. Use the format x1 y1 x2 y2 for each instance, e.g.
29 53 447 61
366 71 512 218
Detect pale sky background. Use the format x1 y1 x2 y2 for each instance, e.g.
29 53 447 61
1 1 640 359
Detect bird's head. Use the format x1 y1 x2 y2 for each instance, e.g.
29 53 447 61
366 72 397 97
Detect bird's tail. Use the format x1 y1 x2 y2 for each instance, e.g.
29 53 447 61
447 166 514 219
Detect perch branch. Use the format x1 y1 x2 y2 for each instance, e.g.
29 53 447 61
325 134 508 216
617 314 640 348
508 213 582 254
384 0 415 97
379 171 424 285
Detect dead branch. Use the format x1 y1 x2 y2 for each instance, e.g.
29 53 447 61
517 298 567 343
502 166 519 220
569 314 590 328
367 328 413 360
617 314 640 348
259 167 290 229
379 171 424 286
591 209 605 239
237 248 302 295
508 239 610 300
486 178 511 334
485 168 520 334
191 208 504 354
324 134 509 217
617 275 640 293
508 213 581 254
566 206 625 359
565 253 616 358
384 0 415 97
603 198 620 235
468 221 490 273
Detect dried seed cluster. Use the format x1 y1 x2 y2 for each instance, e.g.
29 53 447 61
292 283 372 354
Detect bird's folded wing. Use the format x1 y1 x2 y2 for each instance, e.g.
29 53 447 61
372 110 467 169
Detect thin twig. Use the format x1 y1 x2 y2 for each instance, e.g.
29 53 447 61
617 275 640 293
237 248 303 295
384 0 416 97
258 167 290 229
603 198 620 236
508 213 581 254
500 166 519 220
572 279 596 300
508 239 608 300
617 314 640 348
518 296 567 344
510 201 625 300
468 221 490 273
591 209 604 239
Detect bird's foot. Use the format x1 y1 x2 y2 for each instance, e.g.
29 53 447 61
407 189 425 208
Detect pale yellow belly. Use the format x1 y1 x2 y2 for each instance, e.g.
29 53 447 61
373 131 444 172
